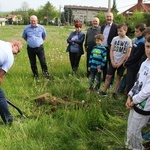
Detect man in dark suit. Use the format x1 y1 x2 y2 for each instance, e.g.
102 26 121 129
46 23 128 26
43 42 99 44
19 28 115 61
101 12 118 82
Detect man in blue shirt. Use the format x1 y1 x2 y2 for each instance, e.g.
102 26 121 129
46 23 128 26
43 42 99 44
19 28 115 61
22 15 50 79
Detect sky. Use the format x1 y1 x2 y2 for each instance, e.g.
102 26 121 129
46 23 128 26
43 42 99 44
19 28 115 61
0 0 145 13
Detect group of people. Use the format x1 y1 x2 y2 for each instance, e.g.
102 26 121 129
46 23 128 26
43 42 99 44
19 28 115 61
1 12 150 149
66 11 150 149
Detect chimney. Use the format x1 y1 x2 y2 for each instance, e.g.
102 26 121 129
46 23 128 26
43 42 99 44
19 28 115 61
138 0 143 3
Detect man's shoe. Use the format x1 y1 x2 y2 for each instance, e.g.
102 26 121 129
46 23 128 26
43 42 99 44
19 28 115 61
87 89 92 94
33 74 39 78
6 115 13 126
94 89 100 94
112 93 118 100
43 72 50 79
101 91 107 96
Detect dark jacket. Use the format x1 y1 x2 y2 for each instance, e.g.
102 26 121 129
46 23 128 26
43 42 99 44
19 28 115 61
84 26 101 51
101 22 118 48
124 36 145 72
66 31 85 56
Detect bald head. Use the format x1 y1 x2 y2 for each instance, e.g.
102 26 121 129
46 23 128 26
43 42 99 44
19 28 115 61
92 17 100 28
30 15 38 27
105 12 114 25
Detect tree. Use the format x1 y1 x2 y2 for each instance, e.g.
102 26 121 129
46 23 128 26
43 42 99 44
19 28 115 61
111 0 118 13
143 13 150 26
21 2 30 24
64 7 72 25
96 11 105 25
126 11 146 34
37 1 59 25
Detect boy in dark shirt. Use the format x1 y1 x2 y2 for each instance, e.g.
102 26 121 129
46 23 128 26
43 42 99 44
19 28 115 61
124 23 146 93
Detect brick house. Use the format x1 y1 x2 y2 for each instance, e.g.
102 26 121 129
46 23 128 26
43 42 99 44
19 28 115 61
122 0 150 17
5 14 22 24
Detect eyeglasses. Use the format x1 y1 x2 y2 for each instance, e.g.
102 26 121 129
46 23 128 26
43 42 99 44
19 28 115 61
15 44 20 53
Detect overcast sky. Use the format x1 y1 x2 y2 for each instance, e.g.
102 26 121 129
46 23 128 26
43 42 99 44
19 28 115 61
0 0 145 13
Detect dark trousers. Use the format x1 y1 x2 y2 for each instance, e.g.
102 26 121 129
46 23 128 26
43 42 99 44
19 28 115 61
102 47 114 83
69 52 81 72
89 71 101 90
86 49 92 77
27 45 48 76
0 88 13 124
126 69 138 93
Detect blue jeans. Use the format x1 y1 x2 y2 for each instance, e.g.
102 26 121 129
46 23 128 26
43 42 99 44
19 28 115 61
89 71 101 90
0 88 13 124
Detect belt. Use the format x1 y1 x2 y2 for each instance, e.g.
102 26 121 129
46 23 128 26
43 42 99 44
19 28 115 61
28 44 43 49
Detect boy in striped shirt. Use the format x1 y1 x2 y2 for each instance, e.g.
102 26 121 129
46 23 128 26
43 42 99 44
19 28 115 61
87 34 107 94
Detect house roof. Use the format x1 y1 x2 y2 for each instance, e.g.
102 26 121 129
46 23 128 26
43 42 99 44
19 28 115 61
122 1 150 16
64 5 108 12
0 18 6 22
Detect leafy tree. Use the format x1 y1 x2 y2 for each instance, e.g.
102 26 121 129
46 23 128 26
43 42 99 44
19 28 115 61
20 2 30 24
111 0 118 13
36 1 59 25
143 13 150 26
114 13 126 24
96 11 105 25
64 7 72 25
126 11 146 34
60 12 66 25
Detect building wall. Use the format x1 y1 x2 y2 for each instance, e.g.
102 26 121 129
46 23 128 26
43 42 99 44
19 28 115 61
72 9 99 23
0 22 5 26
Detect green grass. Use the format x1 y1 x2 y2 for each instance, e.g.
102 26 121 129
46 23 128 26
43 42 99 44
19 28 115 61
0 25 143 150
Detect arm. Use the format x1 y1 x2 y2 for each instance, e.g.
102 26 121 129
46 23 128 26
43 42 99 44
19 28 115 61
126 95 134 109
132 79 150 104
73 33 85 45
110 45 117 68
23 38 27 41
84 28 89 49
0 69 6 85
67 32 74 45
117 47 131 68
125 43 145 66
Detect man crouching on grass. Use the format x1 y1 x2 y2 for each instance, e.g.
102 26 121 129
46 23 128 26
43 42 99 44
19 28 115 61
0 39 23 125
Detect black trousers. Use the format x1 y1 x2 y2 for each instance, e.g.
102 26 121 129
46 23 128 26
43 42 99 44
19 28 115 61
126 69 138 93
27 45 48 75
69 52 81 72
102 47 114 84
86 49 92 77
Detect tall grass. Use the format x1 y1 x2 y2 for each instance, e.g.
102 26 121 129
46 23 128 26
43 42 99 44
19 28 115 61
0 25 135 150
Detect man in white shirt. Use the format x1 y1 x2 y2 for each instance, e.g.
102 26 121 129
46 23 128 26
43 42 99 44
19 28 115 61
0 39 23 125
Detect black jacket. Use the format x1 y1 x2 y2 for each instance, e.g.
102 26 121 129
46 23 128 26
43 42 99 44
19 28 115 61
101 22 118 48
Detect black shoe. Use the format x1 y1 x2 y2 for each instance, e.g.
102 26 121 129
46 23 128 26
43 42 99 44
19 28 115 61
33 74 39 78
101 91 107 96
112 93 118 100
6 115 13 126
43 72 50 79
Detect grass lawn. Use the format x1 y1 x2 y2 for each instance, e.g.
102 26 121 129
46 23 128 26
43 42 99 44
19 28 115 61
0 25 148 150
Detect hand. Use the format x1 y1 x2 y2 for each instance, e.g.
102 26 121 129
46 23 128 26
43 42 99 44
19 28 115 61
111 62 117 68
88 67 91 72
125 96 134 109
85 46 88 52
98 69 102 73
